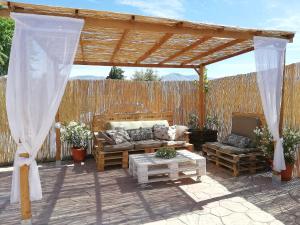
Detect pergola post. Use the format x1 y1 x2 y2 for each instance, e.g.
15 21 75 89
196 65 206 128
19 153 32 224
279 50 286 136
273 50 286 181
55 112 61 164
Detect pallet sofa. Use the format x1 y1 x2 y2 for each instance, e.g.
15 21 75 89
202 113 267 176
92 112 193 171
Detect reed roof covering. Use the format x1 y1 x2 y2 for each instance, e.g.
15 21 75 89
0 1 295 68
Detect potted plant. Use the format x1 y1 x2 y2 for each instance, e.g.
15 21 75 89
187 113 218 150
254 126 274 166
203 115 219 141
281 128 300 181
60 121 92 163
254 126 300 181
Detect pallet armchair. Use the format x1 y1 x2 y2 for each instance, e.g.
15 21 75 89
202 113 266 176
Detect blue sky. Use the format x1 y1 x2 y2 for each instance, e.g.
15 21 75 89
14 0 300 79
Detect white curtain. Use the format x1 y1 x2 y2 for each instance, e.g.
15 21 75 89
254 36 288 172
6 13 83 203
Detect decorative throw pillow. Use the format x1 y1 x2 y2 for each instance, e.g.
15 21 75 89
223 133 251 148
168 125 177 141
153 124 170 140
106 128 130 144
153 124 176 141
175 125 188 141
127 127 153 141
95 131 115 145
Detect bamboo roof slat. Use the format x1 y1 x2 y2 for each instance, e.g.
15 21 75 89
0 1 295 68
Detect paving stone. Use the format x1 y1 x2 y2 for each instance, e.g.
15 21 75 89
247 210 275 223
210 206 232 217
220 200 249 213
222 213 251 225
0 159 298 225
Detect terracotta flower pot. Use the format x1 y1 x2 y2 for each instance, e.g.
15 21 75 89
71 147 86 163
281 163 294 181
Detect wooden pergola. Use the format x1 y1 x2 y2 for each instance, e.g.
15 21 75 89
0 1 295 223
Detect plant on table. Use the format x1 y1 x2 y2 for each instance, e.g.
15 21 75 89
155 147 177 159
60 121 92 162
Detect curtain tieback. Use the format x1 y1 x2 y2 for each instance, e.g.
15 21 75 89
14 145 35 167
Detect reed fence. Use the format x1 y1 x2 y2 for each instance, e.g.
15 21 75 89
0 79 199 165
1 62 300 166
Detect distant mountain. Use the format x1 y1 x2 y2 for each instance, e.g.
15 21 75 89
160 73 198 81
69 75 105 80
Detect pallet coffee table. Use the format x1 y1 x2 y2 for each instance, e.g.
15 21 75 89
129 150 206 184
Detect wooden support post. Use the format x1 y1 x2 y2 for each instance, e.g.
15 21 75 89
273 50 286 178
198 65 206 128
55 112 61 162
279 50 286 136
19 153 32 223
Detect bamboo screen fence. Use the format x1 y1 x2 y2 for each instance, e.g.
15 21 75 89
0 62 299 165
0 79 199 165
206 63 300 139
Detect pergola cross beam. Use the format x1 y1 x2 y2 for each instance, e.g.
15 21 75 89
135 33 173 64
111 29 129 62
159 36 211 64
181 39 245 65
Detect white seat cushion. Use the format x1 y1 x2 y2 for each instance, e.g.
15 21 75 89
107 120 169 130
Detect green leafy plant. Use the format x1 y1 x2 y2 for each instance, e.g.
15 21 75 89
254 126 300 164
0 18 14 76
282 128 300 164
155 147 177 159
205 115 219 131
60 121 93 149
106 66 125 80
188 113 200 129
132 68 161 81
254 126 274 159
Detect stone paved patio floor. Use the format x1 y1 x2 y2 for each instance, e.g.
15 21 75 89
0 158 300 225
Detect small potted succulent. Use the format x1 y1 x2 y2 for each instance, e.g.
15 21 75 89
188 113 218 150
60 121 92 163
254 126 300 181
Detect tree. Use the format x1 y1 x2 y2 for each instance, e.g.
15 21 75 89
0 18 14 76
132 69 161 81
106 66 125 80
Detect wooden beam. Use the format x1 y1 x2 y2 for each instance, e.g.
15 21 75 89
279 49 286 137
135 33 173 63
196 65 206 128
110 29 129 62
79 37 85 61
1 3 294 41
182 39 245 65
159 36 211 64
55 112 61 162
19 153 32 222
74 60 198 68
203 47 254 65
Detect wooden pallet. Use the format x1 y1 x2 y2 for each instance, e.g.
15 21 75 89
129 150 206 184
94 144 194 171
202 144 266 176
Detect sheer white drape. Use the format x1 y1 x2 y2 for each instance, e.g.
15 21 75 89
254 36 288 172
6 13 83 203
